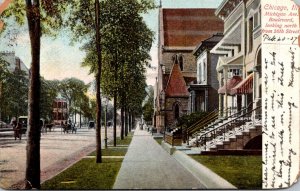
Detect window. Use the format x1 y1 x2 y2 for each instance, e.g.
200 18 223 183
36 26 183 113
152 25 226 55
179 55 183 71
174 104 180 120
203 61 206 83
173 54 184 71
254 13 258 28
228 69 242 78
249 17 254 53
198 63 201 83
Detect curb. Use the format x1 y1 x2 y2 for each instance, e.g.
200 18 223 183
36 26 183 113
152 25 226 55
161 140 176 154
172 150 237 189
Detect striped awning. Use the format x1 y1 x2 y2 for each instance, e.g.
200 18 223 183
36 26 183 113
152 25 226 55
231 73 254 95
218 76 242 95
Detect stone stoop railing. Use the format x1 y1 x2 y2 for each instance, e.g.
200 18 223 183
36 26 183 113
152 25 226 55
185 110 219 143
188 108 250 145
188 106 261 153
209 123 262 151
164 129 182 146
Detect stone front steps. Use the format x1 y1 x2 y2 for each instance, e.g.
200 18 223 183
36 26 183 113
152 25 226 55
187 120 262 153
210 125 261 151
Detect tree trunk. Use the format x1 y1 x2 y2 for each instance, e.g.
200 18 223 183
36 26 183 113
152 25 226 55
132 114 135 129
25 0 41 189
95 0 102 163
113 90 117 146
125 107 128 136
113 61 118 146
79 109 81 128
121 106 124 139
74 108 76 124
120 62 124 140
128 111 131 132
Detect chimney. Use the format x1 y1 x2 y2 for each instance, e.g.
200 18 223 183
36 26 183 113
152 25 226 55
15 58 21 71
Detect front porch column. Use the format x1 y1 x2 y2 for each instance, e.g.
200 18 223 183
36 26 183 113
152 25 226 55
224 68 228 117
205 89 208 112
224 93 228 117
219 94 223 117
191 91 196 113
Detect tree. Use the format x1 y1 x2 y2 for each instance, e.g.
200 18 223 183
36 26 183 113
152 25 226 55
1 1 70 188
81 0 154 141
59 77 89 122
0 55 10 122
63 0 104 163
40 78 59 122
0 55 29 123
143 86 154 123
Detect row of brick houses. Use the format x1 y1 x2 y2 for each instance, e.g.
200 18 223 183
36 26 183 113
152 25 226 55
154 0 262 151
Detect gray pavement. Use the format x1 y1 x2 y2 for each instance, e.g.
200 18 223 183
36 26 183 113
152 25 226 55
113 127 205 189
0 125 119 189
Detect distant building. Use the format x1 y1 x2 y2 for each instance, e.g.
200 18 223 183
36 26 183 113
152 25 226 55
189 33 224 113
52 98 68 125
154 8 224 132
0 51 29 75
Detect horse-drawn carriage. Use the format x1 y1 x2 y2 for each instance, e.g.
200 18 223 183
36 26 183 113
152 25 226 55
61 121 77 134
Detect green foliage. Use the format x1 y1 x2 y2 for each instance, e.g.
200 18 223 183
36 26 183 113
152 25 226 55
177 111 209 129
0 58 28 122
40 78 59 122
142 86 154 122
58 77 90 120
0 55 10 80
190 155 262 189
101 101 114 125
1 0 70 36
73 0 154 117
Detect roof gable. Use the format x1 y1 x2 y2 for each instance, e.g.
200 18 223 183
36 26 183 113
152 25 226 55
165 62 189 97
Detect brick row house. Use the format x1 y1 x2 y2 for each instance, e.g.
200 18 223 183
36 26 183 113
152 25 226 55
153 8 223 133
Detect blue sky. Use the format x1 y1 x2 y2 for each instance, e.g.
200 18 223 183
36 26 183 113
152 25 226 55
0 0 223 85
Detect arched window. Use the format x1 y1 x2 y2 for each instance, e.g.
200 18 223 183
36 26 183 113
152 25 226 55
175 104 180 120
172 54 184 71
179 55 183 71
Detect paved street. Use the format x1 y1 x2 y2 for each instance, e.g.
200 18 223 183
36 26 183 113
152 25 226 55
0 125 118 189
113 126 205 189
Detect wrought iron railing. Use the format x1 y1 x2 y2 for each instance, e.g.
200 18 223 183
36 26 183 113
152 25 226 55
187 102 253 145
197 106 262 150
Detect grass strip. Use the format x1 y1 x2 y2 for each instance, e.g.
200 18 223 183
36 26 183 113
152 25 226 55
89 147 128 156
41 158 122 190
41 133 134 190
116 132 133 145
154 138 163 145
190 155 262 189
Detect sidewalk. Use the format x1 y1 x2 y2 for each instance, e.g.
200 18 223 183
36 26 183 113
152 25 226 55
113 127 205 189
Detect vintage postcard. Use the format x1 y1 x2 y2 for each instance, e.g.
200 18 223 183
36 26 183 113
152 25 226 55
0 0 299 190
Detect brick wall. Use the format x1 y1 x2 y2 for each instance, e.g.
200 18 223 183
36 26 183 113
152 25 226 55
164 97 189 128
162 51 196 77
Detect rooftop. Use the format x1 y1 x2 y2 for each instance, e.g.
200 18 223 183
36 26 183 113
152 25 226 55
162 8 224 47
